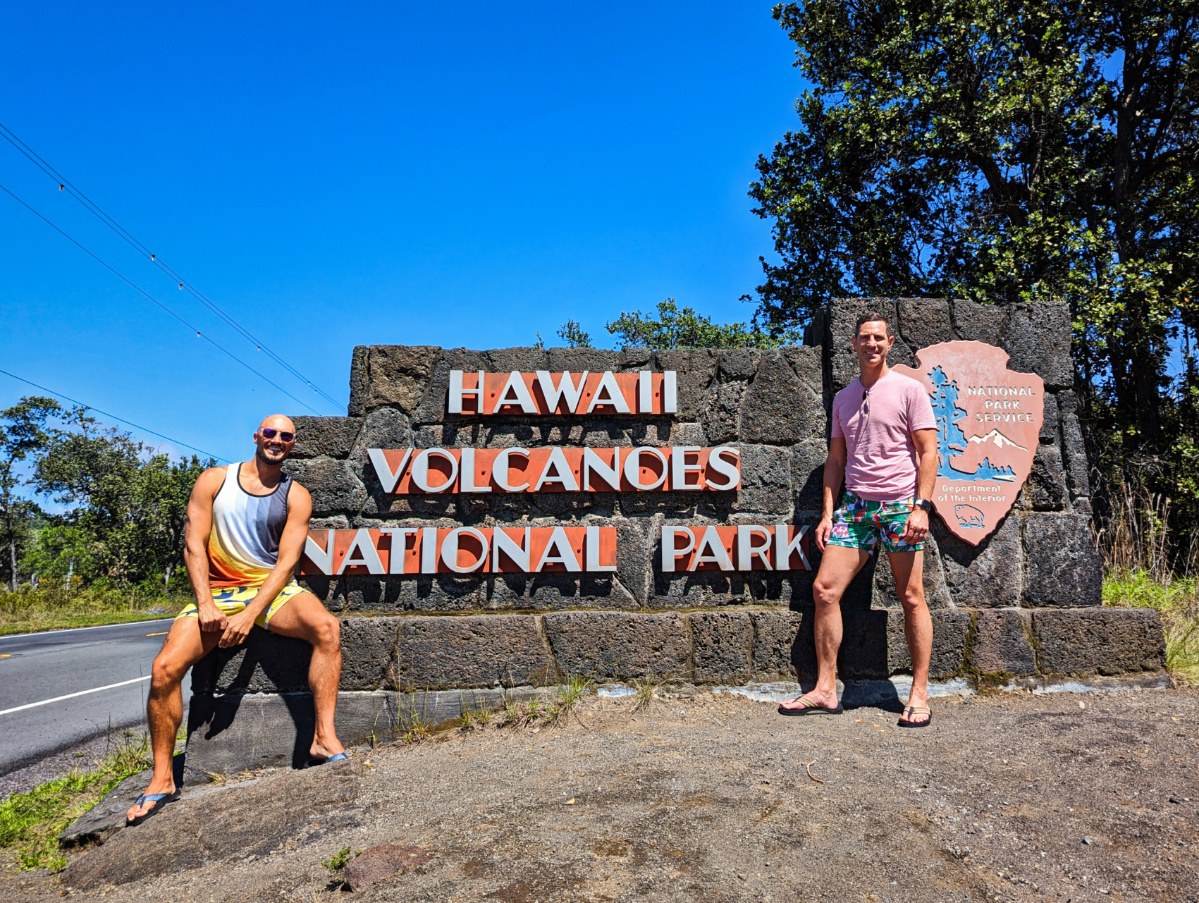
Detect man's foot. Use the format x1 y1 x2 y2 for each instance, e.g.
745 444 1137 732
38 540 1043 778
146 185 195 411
125 786 179 827
309 740 346 762
778 693 843 716
897 704 932 728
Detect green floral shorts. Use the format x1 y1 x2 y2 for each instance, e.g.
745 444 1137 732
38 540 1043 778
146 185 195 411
826 491 924 553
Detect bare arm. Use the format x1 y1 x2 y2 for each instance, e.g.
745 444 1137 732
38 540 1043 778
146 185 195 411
184 468 228 633
815 436 848 551
219 484 313 647
901 428 938 545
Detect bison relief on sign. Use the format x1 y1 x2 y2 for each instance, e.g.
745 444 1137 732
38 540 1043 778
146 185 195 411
894 341 1044 545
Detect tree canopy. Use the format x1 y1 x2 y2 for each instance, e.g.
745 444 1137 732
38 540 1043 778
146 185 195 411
749 0 1197 451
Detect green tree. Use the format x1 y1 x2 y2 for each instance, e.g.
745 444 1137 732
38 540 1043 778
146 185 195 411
749 0 1198 450
0 397 60 590
606 298 780 349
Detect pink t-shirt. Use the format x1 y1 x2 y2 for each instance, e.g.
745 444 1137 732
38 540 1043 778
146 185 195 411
831 370 936 501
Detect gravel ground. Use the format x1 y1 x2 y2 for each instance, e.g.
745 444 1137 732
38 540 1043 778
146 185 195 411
2 687 1197 902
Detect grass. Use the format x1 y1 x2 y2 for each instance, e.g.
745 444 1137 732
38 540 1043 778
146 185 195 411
1104 570 1199 686
0 583 181 636
0 731 152 872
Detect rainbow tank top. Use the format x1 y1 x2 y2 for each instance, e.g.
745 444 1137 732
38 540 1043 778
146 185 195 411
207 464 292 588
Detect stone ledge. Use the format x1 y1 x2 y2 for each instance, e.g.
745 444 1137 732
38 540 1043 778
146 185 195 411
1032 608 1166 675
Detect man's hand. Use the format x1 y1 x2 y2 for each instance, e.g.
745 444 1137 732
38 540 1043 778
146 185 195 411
902 507 930 546
219 610 257 648
197 603 228 633
815 515 833 552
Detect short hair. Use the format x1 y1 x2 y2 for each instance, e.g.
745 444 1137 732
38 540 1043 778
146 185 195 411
854 312 891 337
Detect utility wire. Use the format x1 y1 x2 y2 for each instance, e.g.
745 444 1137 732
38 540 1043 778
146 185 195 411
0 367 229 463
0 182 323 415
0 122 342 410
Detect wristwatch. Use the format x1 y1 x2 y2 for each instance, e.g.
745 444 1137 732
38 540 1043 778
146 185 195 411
913 499 933 512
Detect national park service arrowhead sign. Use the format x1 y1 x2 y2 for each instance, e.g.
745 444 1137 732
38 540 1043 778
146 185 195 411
894 341 1044 546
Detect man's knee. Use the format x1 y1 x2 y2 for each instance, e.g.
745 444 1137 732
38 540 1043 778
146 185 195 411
899 586 927 615
308 611 340 651
151 650 188 690
813 578 843 608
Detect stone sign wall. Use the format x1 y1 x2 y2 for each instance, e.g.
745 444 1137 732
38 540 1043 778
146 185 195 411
191 298 1166 729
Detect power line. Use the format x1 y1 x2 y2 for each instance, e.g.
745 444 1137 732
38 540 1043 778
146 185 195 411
0 122 343 410
0 367 229 463
0 182 324 416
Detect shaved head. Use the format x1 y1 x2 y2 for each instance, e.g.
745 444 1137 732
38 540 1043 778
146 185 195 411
253 414 297 467
258 414 295 433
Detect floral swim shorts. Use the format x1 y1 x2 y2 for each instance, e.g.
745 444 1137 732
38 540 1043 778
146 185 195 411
826 491 924 553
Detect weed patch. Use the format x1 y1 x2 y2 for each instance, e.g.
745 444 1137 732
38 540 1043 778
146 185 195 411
0 731 151 871
1105 570 1199 685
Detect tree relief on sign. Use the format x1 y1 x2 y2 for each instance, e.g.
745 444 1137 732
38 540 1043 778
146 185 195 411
447 370 677 416
893 341 1044 545
367 446 741 495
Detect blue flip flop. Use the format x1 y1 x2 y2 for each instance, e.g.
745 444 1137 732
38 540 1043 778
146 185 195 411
126 790 180 827
307 751 350 767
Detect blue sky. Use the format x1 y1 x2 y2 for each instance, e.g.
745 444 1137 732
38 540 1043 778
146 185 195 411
1 1 802 464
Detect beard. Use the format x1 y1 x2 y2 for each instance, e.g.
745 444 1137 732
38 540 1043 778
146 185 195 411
256 444 288 466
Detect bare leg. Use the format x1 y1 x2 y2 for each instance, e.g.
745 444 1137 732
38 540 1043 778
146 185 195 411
779 545 872 712
127 618 219 822
266 593 344 759
888 550 932 724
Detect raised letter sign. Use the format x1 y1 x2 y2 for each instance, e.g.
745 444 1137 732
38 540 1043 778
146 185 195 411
660 525 810 572
447 371 677 416
300 526 618 575
894 341 1044 545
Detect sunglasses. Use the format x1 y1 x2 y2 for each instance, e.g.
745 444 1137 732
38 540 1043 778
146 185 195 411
861 388 870 417
260 428 296 442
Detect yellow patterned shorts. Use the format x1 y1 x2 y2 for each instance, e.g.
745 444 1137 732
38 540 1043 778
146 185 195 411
175 580 305 629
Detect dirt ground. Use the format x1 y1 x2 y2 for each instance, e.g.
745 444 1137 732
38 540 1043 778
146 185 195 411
2 687 1198 903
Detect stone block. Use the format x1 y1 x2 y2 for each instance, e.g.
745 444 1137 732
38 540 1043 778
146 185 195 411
485 347 549 373
971 609 1036 675
1060 411 1091 498
741 351 826 445
1032 608 1166 675
348 345 369 417
701 380 747 443
545 347 621 372
1023 512 1101 607
283 456 367 516
340 616 402 690
1027 443 1068 511
655 349 716 420
190 629 312 695
897 298 955 351
1002 303 1074 389
394 615 554 689
690 611 753 683
716 349 761 381
1040 393 1059 442
735 444 793 515
290 416 361 460
749 609 810 679
949 298 1006 346
837 608 891 679
615 519 651 604
543 612 691 681
791 439 827 509
414 349 487 423
884 609 972 678
780 345 824 395
871 532 953 609
618 348 654 370
934 514 1022 608
367 345 440 413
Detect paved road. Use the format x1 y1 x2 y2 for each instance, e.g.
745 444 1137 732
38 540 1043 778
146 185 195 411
0 621 190 776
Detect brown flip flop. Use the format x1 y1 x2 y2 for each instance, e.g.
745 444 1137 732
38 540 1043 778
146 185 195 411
778 695 844 716
897 705 932 728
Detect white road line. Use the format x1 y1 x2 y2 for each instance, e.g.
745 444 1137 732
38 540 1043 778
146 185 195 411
0 619 169 641
0 676 151 717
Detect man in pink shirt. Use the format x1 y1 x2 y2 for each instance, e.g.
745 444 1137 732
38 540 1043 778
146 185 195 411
779 313 939 727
